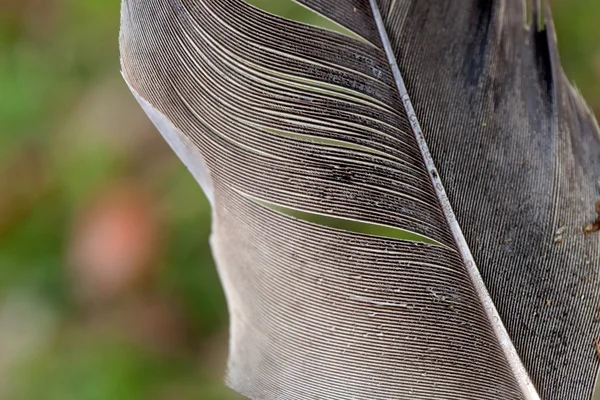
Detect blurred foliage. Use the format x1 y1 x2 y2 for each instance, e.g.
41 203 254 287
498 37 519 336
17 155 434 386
0 0 598 399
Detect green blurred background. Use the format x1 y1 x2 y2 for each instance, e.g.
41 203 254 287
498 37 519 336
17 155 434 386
0 1 598 399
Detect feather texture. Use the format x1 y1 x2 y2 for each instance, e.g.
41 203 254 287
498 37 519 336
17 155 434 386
119 0 600 398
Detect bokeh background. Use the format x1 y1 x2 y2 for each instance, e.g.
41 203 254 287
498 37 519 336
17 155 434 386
0 1 599 399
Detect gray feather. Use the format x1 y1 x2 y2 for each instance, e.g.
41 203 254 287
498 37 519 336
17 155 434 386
119 0 600 398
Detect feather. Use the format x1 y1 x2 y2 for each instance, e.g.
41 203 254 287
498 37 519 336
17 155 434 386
119 0 600 398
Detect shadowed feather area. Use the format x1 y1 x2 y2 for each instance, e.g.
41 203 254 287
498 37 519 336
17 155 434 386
120 0 600 399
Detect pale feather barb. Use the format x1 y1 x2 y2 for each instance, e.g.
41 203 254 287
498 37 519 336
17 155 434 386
119 0 600 398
